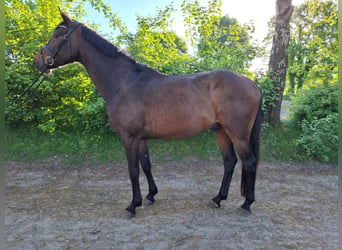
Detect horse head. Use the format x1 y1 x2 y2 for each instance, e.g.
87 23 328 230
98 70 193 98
33 9 81 74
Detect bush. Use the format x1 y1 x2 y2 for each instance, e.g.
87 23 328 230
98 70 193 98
295 113 338 162
288 85 338 126
287 85 338 163
6 63 110 134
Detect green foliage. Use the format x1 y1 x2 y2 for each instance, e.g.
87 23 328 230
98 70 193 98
182 0 258 73
5 0 117 133
260 126 300 162
5 129 125 164
288 85 338 125
182 0 222 48
159 56 202 75
295 113 338 162
149 131 220 162
287 84 338 163
253 71 278 115
121 4 188 72
287 0 337 92
9 120 336 165
5 128 220 164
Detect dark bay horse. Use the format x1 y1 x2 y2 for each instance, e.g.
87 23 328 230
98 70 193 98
34 10 263 216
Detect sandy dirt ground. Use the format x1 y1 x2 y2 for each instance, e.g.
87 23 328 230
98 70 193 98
5 158 338 249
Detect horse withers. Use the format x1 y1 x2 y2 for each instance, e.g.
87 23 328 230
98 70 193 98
34 9 263 216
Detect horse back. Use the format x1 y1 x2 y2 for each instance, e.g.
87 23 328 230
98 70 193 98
136 70 260 139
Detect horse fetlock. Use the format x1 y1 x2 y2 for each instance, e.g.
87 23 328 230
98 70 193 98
150 186 158 196
134 199 142 207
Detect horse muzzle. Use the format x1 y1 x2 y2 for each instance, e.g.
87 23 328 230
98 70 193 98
33 56 51 74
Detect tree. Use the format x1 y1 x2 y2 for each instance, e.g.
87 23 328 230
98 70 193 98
287 0 337 92
264 0 294 126
182 0 257 73
161 31 187 54
122 4 187 71
197 15 258 73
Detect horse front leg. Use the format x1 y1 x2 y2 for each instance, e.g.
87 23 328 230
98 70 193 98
122 135 142 216
139 140 158 204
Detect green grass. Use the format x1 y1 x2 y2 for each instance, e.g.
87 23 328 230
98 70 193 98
260 125 300 162
5 130 125 165
5 129 221 165
149 131 221 162
5 125 313 165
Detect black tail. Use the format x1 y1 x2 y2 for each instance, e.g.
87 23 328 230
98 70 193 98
241 91 263 197
250 92 263 168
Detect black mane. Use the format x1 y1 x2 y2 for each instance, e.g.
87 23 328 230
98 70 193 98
80 25 159 75
82 26 119 57
81 26 139 64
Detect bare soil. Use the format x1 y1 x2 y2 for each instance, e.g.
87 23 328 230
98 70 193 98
5 159 338 249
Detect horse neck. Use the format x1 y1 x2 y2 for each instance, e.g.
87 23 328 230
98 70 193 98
76 40 131 103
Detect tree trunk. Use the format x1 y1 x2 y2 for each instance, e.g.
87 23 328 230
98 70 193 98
264 0 294 126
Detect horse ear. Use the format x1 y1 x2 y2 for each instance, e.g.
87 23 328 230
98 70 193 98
59 7 72 24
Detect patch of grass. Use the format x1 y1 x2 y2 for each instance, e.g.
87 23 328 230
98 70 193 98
260 124 300 162
6 125 313 165
5 129 125 165
5 129 221 165
148 131 220 162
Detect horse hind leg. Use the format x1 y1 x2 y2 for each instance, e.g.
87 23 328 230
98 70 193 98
212 127 237 208
236 142 257 212
139 140 158 204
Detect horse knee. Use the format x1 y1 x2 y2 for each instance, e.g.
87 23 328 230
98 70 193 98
225 154 237 167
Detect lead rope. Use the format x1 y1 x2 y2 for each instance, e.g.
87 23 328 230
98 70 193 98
6 69 47 116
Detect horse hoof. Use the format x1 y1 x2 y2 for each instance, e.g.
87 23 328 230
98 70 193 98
209 198 220 208
240 203 251 213
145 195 155 205
237 207 252 217
143 198 154 206
124 210 136 219
125 206 136 218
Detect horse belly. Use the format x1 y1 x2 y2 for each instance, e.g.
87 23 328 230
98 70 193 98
144 103 214 140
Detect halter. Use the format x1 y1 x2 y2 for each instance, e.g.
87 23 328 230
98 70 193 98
40 21 80 67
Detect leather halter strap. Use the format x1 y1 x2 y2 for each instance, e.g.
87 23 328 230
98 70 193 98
40 21 80 66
